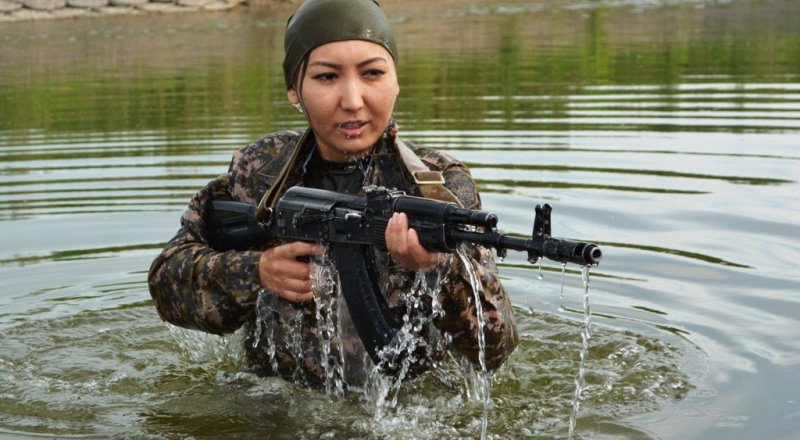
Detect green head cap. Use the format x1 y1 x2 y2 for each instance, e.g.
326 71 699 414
283 0 398 89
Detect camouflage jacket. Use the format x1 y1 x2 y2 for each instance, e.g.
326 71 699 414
148 123 518 387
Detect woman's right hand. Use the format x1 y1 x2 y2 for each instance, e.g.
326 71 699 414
259 242 325 303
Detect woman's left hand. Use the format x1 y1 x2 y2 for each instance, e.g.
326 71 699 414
385 212 441 271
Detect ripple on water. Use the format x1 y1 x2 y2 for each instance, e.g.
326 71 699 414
0 303 692 439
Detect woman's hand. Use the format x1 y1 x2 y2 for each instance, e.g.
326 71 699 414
259 242 325 303
385 212 442 271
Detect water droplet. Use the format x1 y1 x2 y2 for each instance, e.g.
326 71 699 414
537 258 544 280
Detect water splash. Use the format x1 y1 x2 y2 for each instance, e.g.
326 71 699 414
365 260 448 416
361 248 499 440
248 247 497 439
167 324 244 365
287 309 306 383
568 266 593 439
311 253 346 396
249 252 349 393
253 289 279 373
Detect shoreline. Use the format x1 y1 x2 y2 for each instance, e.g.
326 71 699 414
0 0 241 22
0 0 536 24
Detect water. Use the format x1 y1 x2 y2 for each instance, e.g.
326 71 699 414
1 0 799 438
568 267 593 439
456 246 492 440
309 255 346 395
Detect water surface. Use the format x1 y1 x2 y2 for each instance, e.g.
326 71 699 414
1 1 799 438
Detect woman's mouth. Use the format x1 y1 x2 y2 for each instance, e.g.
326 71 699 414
337 121 367 138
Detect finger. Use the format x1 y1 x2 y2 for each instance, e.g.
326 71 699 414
259 245 315 293
386 213 409 254
407 228 438 268
279 241 325 259
279 289 314 304
406 228 426 256
275 275 313 294
261 263 313 303
384 213 397 248
274 258 312 280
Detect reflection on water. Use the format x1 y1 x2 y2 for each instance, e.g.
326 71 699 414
1 0 799 438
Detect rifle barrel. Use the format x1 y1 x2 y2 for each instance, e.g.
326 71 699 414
449 229 602 266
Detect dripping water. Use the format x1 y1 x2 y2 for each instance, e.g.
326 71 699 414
366 258 448 417
250 246 496 439
290 309 306 383
558 262 567 312
537 257 544 280
253 288 279 373
568 266 593 439
456 245 492 440
311 253 346 396
252 290 265 349
251 252 346 392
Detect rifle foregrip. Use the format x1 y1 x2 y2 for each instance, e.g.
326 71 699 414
392 196 497 229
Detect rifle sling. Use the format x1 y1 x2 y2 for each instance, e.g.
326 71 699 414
395 139 463 207
255 130 314 222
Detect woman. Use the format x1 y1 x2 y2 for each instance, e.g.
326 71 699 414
148 0 517 388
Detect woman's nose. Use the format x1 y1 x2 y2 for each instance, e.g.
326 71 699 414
340 79 365 111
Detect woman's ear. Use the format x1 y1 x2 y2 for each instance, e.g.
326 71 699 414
287 89 304 113
287 88 300 105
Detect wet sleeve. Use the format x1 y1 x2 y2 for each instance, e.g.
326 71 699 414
433 163 519 371
147 168 263 335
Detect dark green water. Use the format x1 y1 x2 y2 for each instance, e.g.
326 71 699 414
1 1 798 438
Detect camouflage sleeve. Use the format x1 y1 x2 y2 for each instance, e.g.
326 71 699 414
419 148 519 371
147 150 269 335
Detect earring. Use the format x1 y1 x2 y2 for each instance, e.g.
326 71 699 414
294 103 304 113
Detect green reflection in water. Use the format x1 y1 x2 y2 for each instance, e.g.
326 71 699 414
1 1 798 140
467 163 793 185
602 241 752 268
0 243 167 267
0 174 218 187
477 178 708 194
0 161 226 173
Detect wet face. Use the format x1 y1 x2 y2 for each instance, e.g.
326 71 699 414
288 40 399 162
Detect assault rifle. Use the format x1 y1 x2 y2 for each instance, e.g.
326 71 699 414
206 186 601 370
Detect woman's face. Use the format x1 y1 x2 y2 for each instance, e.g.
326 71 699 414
288 40 399 162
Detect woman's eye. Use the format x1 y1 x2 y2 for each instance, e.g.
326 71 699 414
313 72 337 81
363 69 385 79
